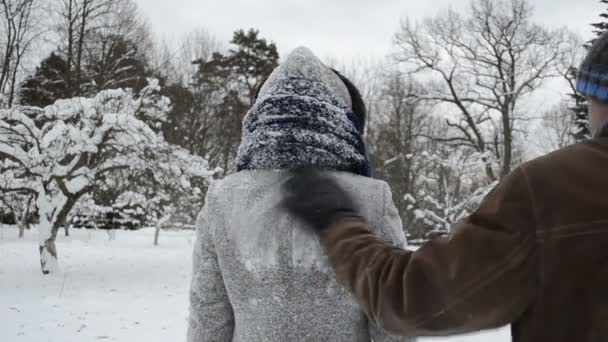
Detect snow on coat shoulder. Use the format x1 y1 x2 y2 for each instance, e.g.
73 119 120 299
187 170 408 342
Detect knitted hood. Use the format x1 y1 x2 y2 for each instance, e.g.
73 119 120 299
236 47 371 177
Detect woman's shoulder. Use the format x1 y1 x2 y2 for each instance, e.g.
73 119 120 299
204 170 278 203
210 170 285 192
211 169 389 194
325 171 392 204
207 169 393 213
328 172 406 245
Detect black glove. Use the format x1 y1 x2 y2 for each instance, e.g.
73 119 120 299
281 168 359 234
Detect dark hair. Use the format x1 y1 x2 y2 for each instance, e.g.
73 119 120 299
254 76 269 101
253 69 367 131
331 69 367 131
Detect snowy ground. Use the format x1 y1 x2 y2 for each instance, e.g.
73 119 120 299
0 225 509 342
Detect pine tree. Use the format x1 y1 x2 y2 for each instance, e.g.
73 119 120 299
188 28 279 173
568 67 590 141
19 53 71 107
227 29 280 106
571 0 608 141
588 0 608 48
20 35 151 107
86 34 151 94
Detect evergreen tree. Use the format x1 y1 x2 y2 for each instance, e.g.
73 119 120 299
568 67 590 141
161 83 196 149
19 53 71 107
19 35 151 107
185 28 279 173
86 34 151 94
227 29 280 106
588 0 608 48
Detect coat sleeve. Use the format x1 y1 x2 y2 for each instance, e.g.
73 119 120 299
322 167 538 338
368 183 415 342
187 184 235 342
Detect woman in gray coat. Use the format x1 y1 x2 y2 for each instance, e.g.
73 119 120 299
187 47 409 342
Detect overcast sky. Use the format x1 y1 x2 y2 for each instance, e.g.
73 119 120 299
135 0 604 61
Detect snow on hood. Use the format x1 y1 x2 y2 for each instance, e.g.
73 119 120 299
257 47 352 108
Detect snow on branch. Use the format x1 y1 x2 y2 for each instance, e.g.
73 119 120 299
0 79 215 272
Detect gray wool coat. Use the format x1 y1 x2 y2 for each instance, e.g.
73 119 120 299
187 170 409 341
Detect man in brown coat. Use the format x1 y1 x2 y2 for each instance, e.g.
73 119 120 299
282 34 608 342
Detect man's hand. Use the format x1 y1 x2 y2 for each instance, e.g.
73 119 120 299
281 168 359 234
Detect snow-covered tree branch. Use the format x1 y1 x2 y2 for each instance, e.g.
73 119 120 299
409 148 497 238
0 79 215 274
394 0 572 180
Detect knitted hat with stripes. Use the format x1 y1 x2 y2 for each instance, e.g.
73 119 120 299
577 31 608 102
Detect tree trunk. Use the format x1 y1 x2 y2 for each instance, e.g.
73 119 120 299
66 0 75 95
76 0 91 95
39 223 60 275
18 223 26 238
501 114 513 179
7 49 21 107
0 6 14 95
153 225 161 246
480 151 497 182
60 213 70 237
36 190 80 274
18 195 33 239
154 214 172 246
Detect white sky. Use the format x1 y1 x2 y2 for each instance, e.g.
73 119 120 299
135 0 604 61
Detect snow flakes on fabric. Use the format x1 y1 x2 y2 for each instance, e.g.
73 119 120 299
236 47 372 177
187 170 408 342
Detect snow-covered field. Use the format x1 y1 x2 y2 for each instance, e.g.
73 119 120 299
0 226 509 342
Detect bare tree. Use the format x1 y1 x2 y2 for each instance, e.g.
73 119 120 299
175 28 222 84
53 0 110 94
557 33 588 141
0 0 39 107
394 0 571 180
0 190 33 238
97 0 150 46
85 0 153 90
534 100 577 153
51 0 150 95
364 69 496 241
369 71 430 232
411 143 496 239
332 56 386 138
155 29 225 162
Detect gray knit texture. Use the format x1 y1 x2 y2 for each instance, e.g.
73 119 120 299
236 47 371 177
187 170 410 341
